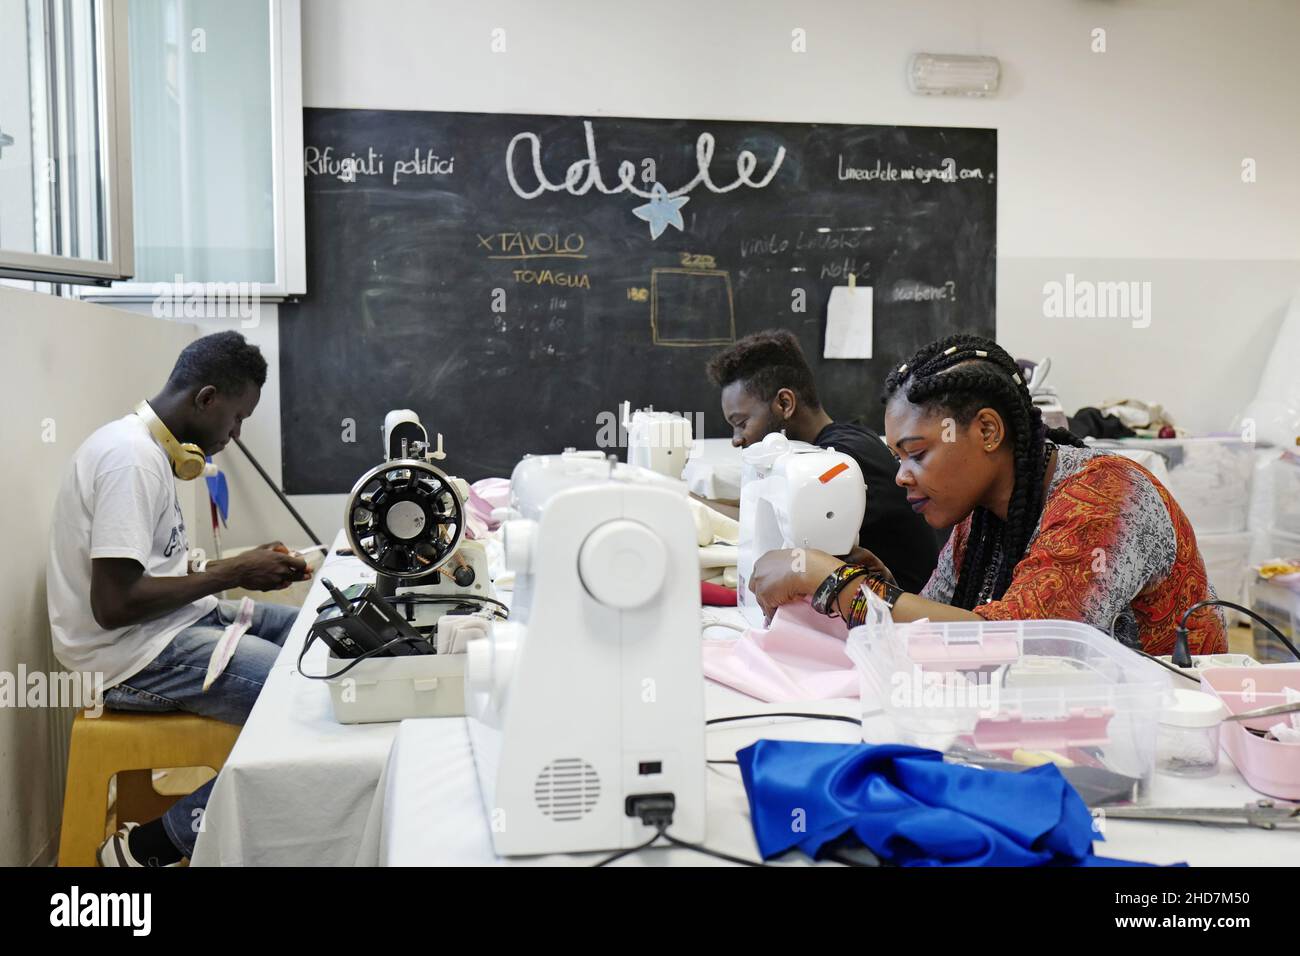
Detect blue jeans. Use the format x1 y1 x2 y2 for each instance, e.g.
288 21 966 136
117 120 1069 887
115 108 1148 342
102 599 299 857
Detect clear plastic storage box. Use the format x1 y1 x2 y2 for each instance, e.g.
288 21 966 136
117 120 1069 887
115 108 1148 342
845 618 1170 795
1251 577 1300 664
1266 529 1300 563
1198 529 1254 608
1113 437 1256 533
1272 455 1300 537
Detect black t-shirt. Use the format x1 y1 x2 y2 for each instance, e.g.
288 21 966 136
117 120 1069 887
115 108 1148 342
813 421 940 594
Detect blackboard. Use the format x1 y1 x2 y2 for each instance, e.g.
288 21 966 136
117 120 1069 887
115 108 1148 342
280 108 996 492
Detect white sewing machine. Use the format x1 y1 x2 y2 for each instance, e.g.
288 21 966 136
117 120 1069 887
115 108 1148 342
465 452 706 856
736 432 867 627
621 401 694 480
343 410 494 628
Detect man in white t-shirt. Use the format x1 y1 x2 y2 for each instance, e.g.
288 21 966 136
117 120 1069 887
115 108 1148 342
48 331 311 867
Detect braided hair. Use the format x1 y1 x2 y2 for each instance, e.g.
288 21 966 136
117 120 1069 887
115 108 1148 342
882 334 1086 609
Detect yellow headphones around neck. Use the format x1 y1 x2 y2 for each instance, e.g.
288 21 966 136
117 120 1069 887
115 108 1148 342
134 401 207 481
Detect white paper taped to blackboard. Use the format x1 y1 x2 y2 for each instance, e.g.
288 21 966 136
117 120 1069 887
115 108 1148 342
824 285 873 359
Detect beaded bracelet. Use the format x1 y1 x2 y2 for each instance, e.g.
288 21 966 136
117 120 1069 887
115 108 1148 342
844 575 904 628
844 583 872 628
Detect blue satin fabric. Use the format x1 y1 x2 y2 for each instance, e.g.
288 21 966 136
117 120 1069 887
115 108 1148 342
736 740 1152 866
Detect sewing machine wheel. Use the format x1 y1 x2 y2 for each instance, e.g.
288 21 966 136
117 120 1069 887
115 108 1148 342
344 459 465 581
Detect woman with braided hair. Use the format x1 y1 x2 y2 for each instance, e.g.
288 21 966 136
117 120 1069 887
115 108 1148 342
749 333 1226 656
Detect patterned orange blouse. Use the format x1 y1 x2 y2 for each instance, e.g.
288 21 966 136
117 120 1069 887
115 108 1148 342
920 446 1227 655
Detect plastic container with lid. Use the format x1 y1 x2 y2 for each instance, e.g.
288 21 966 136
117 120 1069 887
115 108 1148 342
1271 455 1300 537
1251 576 1300 664
845 615 1170 797
1113 437 1256 534
1156 688 1225 777
1266 528 1300 564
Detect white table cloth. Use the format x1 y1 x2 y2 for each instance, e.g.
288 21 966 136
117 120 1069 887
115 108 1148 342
357 686 1300 867
194 532 1300 867
191 534 399 866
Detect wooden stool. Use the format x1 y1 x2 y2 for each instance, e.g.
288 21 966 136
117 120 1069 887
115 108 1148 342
58 710 241 866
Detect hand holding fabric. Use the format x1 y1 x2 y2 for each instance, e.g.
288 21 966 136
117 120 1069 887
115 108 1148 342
748 548 844 626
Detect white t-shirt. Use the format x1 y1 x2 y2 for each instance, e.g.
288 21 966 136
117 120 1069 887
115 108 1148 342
47 414 218 688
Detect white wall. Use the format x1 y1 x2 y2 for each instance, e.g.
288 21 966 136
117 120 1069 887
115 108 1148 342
0 287 198 867
135 0 1300 554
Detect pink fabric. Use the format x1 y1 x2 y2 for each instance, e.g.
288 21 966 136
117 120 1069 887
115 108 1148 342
464 478 511 540
702 600 858 702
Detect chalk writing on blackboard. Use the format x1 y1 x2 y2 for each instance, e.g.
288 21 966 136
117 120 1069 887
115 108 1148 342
892 280 957 302
303 146 458 186
392 150 455 184
304 146 384 177
650 268 736 347
836 155 989 183
512 269 590 289
477 231 587 259
740 227 873 258
506 121 786 201
281 108 996 492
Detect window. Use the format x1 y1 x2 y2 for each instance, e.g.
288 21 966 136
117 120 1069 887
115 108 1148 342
0 0 133 285
86 0 305 301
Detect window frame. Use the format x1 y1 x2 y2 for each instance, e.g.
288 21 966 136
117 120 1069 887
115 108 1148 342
0 0 134 286
81 0 305 302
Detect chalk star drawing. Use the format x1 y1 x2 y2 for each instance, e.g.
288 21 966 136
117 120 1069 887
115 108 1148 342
632 182 689 240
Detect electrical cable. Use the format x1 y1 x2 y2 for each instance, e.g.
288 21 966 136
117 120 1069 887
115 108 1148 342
391 592 510 619
591 826 665 868
295 627 431 680
1137 648 1201 682
592 821 765 867
1174 598 1299 668
707 711 863 728
232 436 322 546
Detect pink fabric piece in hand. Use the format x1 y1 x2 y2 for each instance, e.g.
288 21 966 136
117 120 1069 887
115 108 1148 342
702 600 859 702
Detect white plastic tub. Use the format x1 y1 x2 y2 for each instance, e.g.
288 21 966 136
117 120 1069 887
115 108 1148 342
325 650 466 724
845 617 1170 795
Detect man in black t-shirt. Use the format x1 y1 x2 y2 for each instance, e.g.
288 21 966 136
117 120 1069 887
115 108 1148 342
704 329 939 593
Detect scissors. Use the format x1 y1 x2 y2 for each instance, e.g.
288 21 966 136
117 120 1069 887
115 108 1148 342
1100 799 1300 830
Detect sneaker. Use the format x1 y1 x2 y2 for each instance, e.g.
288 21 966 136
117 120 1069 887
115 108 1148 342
96 822 184 868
